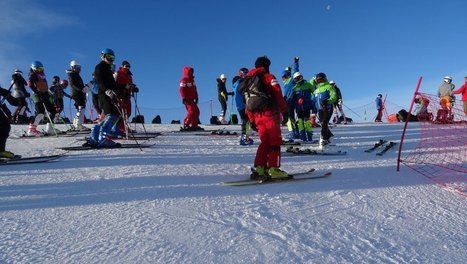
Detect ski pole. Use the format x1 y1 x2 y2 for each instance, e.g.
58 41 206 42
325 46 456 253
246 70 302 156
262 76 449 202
114 101 142 151
342 103 361 118
42 102 58 137
132 93 148 136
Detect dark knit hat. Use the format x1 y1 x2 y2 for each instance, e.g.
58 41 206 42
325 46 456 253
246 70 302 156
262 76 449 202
121 60 131 67
255 56 271 70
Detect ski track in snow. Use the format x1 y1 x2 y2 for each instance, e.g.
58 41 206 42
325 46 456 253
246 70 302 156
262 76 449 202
0 123 465 264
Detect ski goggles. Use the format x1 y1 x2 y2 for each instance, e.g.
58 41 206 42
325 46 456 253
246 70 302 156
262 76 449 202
72 65 81 72
103 54 115 63
33 67 44 73
293 75 303 82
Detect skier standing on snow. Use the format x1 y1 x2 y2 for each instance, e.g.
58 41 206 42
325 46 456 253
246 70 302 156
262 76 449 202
27 61 62 136
9 69 30 124
290 72 315 142
246 56 288 180
281 57 300 139
86 48 120 147
67 60 90 131
437 76 455 110
179 66 203 131
115 60 139 135
313 72 336 146
233 67 253 145
330 81 346 124
217 74 233 124
375 94 384 122
0 86 22 158
49 76 70 123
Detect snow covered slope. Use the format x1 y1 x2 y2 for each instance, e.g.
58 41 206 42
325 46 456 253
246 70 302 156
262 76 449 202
0 123 465 263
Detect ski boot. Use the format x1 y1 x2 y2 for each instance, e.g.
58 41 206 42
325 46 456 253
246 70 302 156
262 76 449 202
240 135 254 145
299 130 307 141
0 150 16 159
292 128 300 140
97 138 120 148
267 167 289 179
250 166 267 181
45 122 63 135
27 124 42 137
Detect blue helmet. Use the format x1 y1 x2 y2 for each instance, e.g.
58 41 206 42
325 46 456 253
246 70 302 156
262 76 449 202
31 61 43 70
101 48 115 56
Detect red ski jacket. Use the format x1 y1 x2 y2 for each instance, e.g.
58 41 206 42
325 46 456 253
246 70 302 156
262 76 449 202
179 66 198 103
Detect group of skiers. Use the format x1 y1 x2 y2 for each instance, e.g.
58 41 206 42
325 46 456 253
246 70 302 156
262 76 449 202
179 56 343 180
0 48 140 158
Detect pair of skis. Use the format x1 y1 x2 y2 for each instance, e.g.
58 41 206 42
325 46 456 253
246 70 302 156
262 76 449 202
285 146 347 156
224 168 332 186
364 139 398 155
57 143 155 151
281 139 319 146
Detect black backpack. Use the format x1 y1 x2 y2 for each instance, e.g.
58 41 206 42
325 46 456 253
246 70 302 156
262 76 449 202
239 73 272 112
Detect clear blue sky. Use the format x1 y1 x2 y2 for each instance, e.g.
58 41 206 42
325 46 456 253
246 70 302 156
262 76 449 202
1 0 466 122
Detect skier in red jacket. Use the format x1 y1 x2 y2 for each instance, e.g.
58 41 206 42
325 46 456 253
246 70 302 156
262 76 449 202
115 60 139 134
247 56 288 180
453 76 467 115
179 66 203 131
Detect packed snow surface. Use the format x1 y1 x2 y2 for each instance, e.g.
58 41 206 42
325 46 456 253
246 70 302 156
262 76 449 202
0 123 465 264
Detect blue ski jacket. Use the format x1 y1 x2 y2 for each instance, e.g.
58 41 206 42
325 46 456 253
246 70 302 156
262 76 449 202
282 60 299 102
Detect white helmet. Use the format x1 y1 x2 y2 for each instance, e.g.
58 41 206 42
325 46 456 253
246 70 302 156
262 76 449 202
329 80 335 85
220 74 226 80
70 60 80 67
293 72 302 79
443 76 452 83
13 69 23 75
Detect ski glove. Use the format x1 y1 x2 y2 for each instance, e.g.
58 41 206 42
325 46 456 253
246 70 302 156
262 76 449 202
83 84 91 93
105 90 117 103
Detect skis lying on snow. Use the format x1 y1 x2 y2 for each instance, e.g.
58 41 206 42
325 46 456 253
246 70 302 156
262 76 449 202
57 143 155 151
224 168 332 186
284 146 347 156
210 130 238 136
19 131 78 138
281 139 319 146
0 154 63 165
78 135 157 141
376 141 397 156
364 139 388 152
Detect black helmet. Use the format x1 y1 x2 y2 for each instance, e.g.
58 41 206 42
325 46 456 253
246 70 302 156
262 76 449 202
316 72 327 80
52 75 60 85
